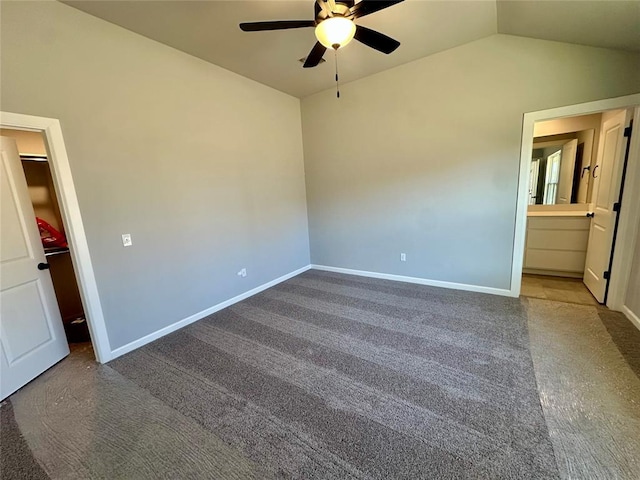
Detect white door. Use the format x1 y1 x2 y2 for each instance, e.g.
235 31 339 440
529 159 540 204
575 131 595 204
543 150 562 204
557 139 578 204
0 137 69 400
583 110 631 303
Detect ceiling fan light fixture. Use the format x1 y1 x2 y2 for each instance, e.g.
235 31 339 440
315 16 356 49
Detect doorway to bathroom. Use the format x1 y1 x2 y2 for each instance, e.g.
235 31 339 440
512 94 640 325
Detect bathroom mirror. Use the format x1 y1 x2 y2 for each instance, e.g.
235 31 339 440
528 129 595 205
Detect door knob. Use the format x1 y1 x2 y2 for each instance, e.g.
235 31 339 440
586 212 594 218
37 262 50 270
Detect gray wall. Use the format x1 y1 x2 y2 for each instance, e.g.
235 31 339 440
301 34 640 290
625 230 640 318
1 1 310 350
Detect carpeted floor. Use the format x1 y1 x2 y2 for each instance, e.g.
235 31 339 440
598 308 640 377
1 400 49 480
108 270 559 479
527 298 640 479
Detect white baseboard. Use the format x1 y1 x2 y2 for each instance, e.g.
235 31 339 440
310 264 514 297
110 263 516 360
109 265 312 360
622 305 640 332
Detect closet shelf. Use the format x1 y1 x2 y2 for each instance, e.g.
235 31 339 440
44 247 70 257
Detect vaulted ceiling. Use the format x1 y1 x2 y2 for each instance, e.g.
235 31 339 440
63 1 640 98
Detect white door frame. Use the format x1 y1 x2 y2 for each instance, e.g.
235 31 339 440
1 112 112 363
511 93 640 311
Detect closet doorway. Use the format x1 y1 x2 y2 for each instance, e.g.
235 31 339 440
1 128 90 342
1 112 110 399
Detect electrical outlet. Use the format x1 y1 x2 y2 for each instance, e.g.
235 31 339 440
400 253 406 262
237 268 247 277
122 234 132 247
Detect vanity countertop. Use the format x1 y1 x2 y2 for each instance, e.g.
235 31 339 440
527 204 593 217
527 210 592 217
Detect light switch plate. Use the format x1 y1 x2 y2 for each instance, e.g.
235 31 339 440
122 234 132 247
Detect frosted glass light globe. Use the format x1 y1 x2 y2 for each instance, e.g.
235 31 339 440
315 17 356 49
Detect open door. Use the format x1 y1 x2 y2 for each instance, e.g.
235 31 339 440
0 137 69 399
557 139 578 204
528 159 540 204
583 110 631 303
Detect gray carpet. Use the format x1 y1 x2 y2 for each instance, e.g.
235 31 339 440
598 308 640 377
111 270 559 479
1 400 49 480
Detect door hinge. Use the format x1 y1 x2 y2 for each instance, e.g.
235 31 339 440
613 202 621 212
624 126 632 137
603 271 611 280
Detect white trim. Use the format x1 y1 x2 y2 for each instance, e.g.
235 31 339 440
621 305 640 332
311 265 514 297
512 93 640 299
110 265 312 360
1 111 113 363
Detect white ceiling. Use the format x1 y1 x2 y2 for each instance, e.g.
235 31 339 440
62 1 640 98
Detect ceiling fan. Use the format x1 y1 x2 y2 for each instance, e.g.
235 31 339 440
239 0 405 68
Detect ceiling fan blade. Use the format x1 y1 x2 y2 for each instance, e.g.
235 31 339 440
350 0 404 19
354 25 400 54
239 20 315 32
303 42 327 68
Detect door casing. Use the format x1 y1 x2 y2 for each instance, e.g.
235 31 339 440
1 112 112 363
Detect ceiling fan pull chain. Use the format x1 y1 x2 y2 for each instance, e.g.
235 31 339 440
334 49 340 98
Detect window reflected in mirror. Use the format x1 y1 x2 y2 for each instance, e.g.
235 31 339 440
528 129 594 206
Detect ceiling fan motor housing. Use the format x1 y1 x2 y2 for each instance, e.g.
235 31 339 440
315 1 355 21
